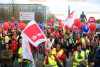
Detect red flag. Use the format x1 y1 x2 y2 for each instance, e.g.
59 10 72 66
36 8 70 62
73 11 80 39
22 20 46 47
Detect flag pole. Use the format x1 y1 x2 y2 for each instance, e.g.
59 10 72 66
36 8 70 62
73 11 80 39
68 5 70 17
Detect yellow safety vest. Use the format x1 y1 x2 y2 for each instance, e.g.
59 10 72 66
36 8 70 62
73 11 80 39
86 49 90 57
18 47 22 63
49 48 64 67
51 48 57 55
48 55 58 67
73 50 85 67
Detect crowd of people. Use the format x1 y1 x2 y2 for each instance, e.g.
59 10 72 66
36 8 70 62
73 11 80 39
0 16 100 67
0 17 26 67
43 24 100 67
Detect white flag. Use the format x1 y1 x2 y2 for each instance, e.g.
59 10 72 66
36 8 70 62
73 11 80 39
21 32 35 67
64 11 75 28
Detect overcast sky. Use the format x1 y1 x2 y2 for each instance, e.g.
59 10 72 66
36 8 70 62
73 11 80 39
68 0 100 19
0 0 100 20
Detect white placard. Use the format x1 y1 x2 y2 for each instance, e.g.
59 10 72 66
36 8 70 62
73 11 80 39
20 12 34 20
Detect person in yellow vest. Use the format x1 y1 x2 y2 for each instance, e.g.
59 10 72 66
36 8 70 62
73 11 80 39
18 46 32 67
44 47 58 67
18 46 22 63
80 35 90 67
44 43 66 67
73 45 86 67
48 53 58 67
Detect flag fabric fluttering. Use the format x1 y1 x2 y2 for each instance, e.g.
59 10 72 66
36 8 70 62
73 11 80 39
21 20 47 67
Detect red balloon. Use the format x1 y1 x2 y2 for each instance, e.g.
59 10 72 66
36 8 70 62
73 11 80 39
89 23 96 31
74 19 82 28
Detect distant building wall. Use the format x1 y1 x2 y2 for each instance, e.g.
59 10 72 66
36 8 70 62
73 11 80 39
0 4 47 22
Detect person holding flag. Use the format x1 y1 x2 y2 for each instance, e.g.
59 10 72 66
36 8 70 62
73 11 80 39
21 20 47 67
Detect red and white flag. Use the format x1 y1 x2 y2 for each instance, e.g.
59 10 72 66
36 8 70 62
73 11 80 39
22 20 47 47
21 20 47 67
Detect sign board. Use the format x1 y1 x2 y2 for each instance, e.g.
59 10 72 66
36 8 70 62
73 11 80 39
20 12 34 20
88 17 96 23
